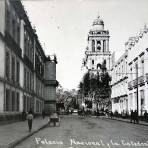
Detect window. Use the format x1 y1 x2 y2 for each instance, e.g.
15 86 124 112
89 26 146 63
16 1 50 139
23 95 27 111
141 60 144 76
24 37 27 55
135 62 138 79
17 26 20 45
12 19 16 40
31 73 34 91
27 97 31 112
31 47 34 63
11 56 15 82
126 62 127 74
119 67 120 76
140 90 144 107
122 65 124 76
6 8 10 33
134 92 137 109
16 61 20 83
12 91 15 111
27 71 29 90
36 100 39 112
92 40 95 52
92 60 94 65
5 52 10 80
5 89 10 111
16 92 19 111
103 40 106 52
129 93 133 109
97 40 101 45
30 72 31 91
24 68 26 88
97 40 101 51
30 98 34 111
130 67 133 81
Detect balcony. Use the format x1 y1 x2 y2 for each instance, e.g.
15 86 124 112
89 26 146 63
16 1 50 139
128 81 133 90
133 79 138 88
89 30 109 36
5 31 22 59
138 76 145 86
23 55 34 71
85 51 110 56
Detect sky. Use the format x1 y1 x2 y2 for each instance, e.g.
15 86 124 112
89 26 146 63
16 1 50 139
23 0 148 90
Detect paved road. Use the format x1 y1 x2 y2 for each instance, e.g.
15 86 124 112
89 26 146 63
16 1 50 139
16 116 148 148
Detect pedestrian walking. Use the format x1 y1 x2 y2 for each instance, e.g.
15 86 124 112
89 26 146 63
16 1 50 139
144 110 148 122
133 110 138 124
110 111 113 119
135 110 139 124
27 110 33 132
130 110 133 123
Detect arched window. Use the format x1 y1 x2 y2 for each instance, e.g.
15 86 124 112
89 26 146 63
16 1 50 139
92 40 95 52
97 40 101 51
103 40 106 52
92 60 94 65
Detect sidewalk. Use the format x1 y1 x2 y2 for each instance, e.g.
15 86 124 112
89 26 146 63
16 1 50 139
105 116 148 126
0 116 48 148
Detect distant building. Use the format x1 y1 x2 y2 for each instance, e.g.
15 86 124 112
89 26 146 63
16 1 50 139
111 51 128 114
0 0 58 120
111 25 148 115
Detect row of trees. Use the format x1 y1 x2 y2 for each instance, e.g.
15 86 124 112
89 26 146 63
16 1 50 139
56 85 78 111
78 62 112 110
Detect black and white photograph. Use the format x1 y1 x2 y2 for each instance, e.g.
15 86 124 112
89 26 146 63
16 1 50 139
0 0 148 147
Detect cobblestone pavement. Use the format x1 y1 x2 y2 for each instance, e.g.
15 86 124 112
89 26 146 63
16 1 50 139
16 116 148 148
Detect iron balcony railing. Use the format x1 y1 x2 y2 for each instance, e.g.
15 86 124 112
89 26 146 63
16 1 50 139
138 76 145 86
128 81 133 89
128 75 145 89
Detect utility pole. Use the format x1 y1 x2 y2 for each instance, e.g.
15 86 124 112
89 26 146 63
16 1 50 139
136 63 139 123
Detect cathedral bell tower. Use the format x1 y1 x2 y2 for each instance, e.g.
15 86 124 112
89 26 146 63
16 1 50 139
83 15 111 74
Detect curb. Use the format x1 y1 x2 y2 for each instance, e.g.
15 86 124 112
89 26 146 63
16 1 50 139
104 117 148 126
8 123 48 148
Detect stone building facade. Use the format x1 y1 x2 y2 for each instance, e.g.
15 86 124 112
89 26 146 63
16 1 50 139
111 51 128 114
0 0 58 119
111 25 148 115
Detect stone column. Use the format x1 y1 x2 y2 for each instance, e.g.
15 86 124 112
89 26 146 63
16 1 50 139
95 39 97 51
103 40 106 52
106 39 109 52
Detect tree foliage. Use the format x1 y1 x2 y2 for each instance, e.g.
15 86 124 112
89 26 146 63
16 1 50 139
78 62 111 106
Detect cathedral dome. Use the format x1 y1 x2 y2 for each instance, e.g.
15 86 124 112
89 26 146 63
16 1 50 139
92 15 104 30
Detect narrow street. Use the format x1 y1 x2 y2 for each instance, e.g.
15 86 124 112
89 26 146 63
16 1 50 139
16 116 148 148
